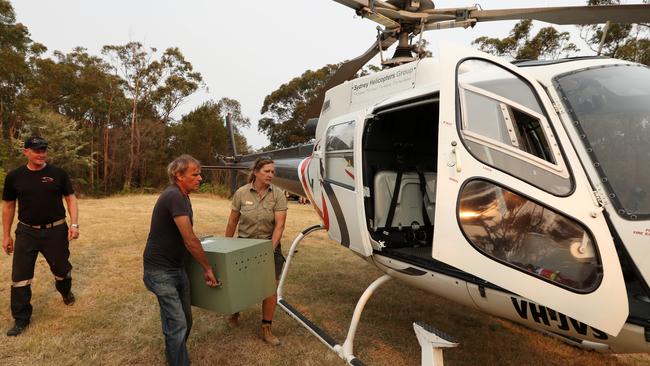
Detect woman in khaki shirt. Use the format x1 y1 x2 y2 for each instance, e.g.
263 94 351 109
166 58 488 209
225 157 287 346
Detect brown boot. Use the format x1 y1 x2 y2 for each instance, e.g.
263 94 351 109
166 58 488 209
226 312 240 328
259 323 281 346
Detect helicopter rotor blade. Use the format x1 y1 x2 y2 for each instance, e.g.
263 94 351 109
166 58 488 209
376 7 456 22
331 0 400 12
304 35 398 121
469 5 650 25
332 0 402 29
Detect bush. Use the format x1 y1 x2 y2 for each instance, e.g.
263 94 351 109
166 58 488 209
197 183 230 197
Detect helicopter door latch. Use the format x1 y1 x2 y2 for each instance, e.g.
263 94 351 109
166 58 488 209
448 142 462 173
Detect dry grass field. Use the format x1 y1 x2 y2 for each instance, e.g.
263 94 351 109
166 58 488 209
0 194 649 365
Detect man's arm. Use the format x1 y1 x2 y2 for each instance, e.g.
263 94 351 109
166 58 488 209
173 215 219 287
271 210 287 249
64 194 79 240
225 210 240 238
2 200 16 255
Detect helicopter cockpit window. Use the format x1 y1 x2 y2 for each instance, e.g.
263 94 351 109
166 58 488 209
457 59 572 196
555 65 650 219
459 179 602 293
325 121 355 189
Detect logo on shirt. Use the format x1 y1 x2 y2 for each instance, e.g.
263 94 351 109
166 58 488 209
244 201 253 205
41 176 55 183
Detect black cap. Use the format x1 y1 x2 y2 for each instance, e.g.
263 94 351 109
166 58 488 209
24 136 48 150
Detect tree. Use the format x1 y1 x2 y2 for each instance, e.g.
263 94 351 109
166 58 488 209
169 101 228 165
9 106 94 187
473 19 578 60
24 47 129 194
580 0 650 66
102 42 203 189
169 98 249 162
258 64 339 148
152 47 203 123
0 0 45 139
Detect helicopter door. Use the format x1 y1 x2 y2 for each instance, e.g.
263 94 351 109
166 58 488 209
322 113 372 257
433 43 627 336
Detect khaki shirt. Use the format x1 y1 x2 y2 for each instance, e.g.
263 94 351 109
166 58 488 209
231 183 288 239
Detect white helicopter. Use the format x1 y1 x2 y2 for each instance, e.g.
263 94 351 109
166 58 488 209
213 1 650 365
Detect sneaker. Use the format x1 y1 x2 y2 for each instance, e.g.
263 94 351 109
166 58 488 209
259 323 281 346
226 312 240 328
63 292 75 306
7 323 28 337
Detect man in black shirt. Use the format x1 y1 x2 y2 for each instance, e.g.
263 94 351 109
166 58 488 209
2 136 79 337
143 154 218 366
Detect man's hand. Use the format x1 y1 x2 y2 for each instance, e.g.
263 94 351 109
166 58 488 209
68 226 79 240
2 236 13 255
203 268 220 288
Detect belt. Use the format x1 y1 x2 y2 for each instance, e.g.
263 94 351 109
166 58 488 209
19 218 67 229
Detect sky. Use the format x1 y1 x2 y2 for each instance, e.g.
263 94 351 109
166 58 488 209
11 0 645 148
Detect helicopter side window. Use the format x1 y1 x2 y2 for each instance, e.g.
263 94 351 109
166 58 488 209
325 120 355 189
457 59 572 196
458 179 602 293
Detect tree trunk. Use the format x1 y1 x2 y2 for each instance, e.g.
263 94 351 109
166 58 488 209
125 79 139 190
0 98 4 139
90 126 94 189
104 91 114 195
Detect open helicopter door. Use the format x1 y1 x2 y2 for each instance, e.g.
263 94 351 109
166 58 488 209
319 112 373 257
433 42 628 336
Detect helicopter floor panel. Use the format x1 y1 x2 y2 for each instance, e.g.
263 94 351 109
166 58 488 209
376 246 505 292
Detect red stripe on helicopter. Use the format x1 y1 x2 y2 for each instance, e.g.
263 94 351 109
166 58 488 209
299 157 325 222
321 193 330 229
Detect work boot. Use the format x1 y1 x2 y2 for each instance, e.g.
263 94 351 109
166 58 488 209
226 312 240 328
62 292 75 306
259 323 281 346
6 322 28 337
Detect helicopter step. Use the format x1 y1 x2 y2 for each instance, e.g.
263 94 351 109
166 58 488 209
413 321 458 366
277 224 459 365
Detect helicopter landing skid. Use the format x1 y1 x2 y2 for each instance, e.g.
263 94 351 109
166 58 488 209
277 225 458 366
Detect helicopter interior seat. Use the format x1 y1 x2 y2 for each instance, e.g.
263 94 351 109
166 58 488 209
372 170 436 248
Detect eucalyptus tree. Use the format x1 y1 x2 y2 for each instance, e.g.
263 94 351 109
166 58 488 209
472 19 578 60
258 64 339 148
580 0 650 65
0 0 44 139
101 42 203 189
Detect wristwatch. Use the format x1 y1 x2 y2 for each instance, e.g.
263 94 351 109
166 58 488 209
71 224 79 229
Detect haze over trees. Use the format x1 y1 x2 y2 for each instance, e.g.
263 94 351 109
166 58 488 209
0 0 247 195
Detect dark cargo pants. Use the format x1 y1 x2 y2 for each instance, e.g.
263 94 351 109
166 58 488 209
11 223 72 325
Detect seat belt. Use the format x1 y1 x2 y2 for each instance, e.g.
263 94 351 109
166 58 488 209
417 170 432 228
384 171 402 229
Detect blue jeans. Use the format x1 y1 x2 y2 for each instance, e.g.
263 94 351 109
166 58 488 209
143 268 193 366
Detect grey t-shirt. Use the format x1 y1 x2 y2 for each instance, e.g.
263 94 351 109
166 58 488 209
143 185 193 270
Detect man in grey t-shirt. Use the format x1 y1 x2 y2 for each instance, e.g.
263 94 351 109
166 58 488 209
143 155 218 366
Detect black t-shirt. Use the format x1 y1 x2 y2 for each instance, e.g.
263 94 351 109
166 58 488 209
143 185 193 270
2 164 74 225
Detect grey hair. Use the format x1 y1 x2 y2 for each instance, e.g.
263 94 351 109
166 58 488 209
168 154 201 184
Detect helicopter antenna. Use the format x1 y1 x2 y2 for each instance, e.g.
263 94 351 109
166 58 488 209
597 20 611 56
376 26 387 64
